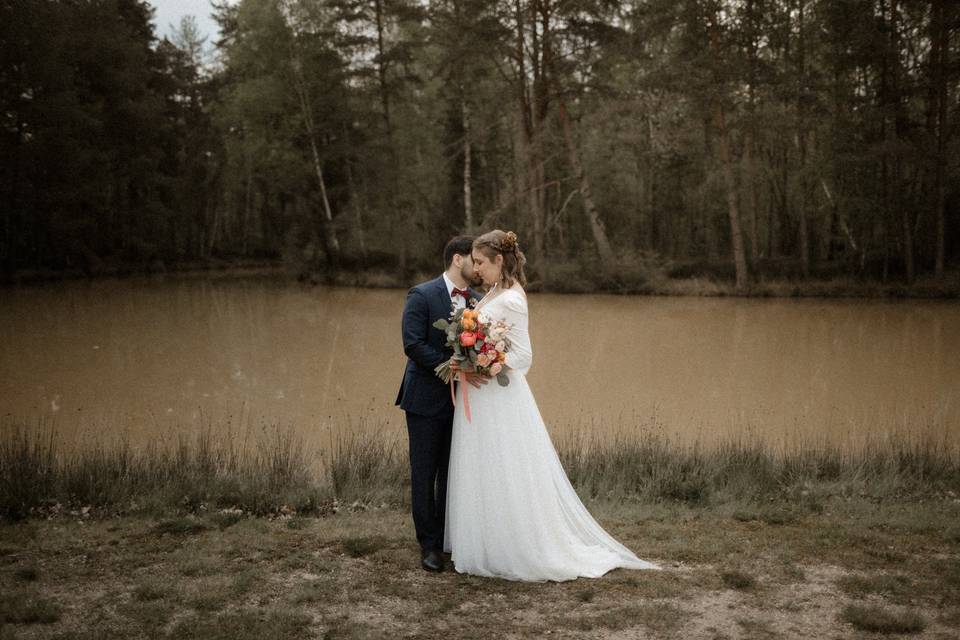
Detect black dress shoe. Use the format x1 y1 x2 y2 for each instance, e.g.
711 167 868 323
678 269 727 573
421 549 444 573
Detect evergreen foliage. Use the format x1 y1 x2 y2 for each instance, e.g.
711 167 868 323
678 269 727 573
2 0 958 285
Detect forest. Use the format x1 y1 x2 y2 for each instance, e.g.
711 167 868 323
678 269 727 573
2 0 958 292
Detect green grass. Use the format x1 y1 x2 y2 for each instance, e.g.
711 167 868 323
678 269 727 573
152 516 210 536
132 582 170 602
0 588 61 624
576 587 596 602
341 535 388 558
836 572 912 598
167 609 314 640
721 569 757 590
840 604 926 633
13 565 38 582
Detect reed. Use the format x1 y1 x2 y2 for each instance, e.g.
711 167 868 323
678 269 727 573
1 419 957 521
0 420 329 520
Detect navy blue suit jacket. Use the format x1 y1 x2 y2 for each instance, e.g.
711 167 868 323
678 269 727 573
396 276 480 418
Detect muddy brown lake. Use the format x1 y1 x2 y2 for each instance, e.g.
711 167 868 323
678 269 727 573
2 275 957 452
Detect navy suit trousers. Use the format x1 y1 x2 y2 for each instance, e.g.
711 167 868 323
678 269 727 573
405 408 453 552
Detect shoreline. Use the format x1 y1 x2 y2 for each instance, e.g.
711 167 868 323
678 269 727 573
2 259 957 299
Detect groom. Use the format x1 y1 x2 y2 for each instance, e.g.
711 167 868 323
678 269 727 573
396 236 485 572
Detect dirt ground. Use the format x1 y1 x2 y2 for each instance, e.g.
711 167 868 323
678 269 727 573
1 499 958 639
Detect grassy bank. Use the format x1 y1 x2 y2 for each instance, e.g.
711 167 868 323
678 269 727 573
2 423 959 638
2 422 957 522
6 256 958 298
316 254 960 298
322 266 960 298
0 259 288 285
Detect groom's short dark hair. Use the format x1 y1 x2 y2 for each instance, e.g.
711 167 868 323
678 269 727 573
444 235 476 268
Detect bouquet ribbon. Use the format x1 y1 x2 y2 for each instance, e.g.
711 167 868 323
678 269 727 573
451 374 472 423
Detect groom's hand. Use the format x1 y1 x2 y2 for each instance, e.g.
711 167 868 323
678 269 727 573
460 370 489 389
451 362 489 389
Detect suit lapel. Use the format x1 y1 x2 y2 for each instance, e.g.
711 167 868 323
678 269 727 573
468 286 483 309
468 289 481 309
433 276 451 317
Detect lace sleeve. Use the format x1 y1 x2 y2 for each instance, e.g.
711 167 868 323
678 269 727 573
501 292 532 374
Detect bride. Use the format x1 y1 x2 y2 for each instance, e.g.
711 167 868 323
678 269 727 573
443 229 662 581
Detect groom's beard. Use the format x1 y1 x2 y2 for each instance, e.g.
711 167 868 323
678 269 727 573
461 267 483 289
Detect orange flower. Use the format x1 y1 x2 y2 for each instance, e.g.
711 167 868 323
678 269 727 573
461 318 476 331
460 331 477 347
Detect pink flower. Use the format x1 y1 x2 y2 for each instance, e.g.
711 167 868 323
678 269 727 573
490 362 503 376
476 353 491 367
495 341 506 352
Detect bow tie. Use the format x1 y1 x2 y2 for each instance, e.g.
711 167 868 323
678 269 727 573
451 287 470 301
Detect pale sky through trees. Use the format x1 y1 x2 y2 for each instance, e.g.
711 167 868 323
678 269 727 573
149 0 223 40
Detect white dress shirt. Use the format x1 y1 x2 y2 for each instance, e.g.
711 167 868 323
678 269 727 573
443 272 468 312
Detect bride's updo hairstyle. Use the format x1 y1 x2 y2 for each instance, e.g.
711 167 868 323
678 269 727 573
473 229 527 287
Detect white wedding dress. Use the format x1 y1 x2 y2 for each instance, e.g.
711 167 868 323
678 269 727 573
443 287 661 581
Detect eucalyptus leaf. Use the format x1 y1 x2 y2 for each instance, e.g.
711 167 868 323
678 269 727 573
433 319 450 331
496 372 510 387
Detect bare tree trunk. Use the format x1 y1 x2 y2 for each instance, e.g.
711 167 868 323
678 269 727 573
513 0 545 263
462 94 473 229
932 0 948 276
373 0 392 135
371 0 411 274
291 57 340 264
796 0 810 277
744 128 759 262
714 104 749 291
645 114 656 250
701 119 715 259
344 155 366 260
888 0 913 283
708 12 749 291
243 153 252 255
745 0 760 262
557 99 614 266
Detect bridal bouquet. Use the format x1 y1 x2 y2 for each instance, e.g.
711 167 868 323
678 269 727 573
433 307 511 388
